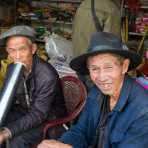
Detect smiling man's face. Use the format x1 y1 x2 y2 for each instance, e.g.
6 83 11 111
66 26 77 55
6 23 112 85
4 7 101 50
87 53 129 97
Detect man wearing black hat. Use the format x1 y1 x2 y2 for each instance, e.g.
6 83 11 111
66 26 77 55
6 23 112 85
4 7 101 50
38 32 148 148
0 25 67 148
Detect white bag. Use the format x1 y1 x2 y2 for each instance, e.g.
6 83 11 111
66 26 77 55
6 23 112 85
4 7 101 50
45 34 77 77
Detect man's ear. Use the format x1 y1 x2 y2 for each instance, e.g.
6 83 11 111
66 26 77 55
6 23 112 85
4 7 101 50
122 59 130 74
31 43 37 54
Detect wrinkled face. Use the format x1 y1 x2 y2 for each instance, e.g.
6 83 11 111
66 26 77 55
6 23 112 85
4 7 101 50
6 36 37 70
87 53 129 97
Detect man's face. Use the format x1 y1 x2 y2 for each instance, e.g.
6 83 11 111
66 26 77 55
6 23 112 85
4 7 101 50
87 53 129 97
6 36 37 70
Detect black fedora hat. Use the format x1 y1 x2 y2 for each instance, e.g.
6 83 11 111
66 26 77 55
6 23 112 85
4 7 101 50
70 32 142 75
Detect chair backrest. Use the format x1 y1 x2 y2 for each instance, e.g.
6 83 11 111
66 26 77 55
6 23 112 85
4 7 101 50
60 76 87 114
42 76 87 139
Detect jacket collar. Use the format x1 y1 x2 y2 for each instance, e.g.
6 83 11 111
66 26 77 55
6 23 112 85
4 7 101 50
113 75 134 112
25 54 38 92
27 54 38 79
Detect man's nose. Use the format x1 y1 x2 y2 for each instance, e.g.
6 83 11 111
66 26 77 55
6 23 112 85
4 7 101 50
12 55 21 62
98 70 106 82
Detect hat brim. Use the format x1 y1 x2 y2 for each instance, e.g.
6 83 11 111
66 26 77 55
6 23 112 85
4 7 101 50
0 35 35 47
0 25 36 46
70 48 142 75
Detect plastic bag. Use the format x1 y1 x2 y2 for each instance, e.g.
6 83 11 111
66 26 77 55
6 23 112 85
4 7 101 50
45 34 77 77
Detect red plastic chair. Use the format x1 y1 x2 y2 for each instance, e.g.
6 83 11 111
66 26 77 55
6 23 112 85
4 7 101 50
42 75 87 139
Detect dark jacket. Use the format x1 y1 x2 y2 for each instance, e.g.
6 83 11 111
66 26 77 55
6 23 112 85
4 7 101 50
6 55 67 137
60 75 148 148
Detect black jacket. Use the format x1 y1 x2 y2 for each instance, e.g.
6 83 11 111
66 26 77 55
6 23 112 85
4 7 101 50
6 55 67 137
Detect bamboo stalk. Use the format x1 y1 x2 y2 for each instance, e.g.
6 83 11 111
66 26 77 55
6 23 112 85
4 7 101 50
137 25 148 53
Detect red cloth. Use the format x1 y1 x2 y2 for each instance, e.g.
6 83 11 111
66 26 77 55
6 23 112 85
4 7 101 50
137 59 148 77
125 0 141 13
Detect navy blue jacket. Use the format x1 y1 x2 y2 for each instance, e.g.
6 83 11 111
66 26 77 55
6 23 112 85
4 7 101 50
60 75 148 148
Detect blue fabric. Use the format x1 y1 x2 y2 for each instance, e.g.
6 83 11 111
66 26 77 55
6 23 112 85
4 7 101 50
59 75 148 148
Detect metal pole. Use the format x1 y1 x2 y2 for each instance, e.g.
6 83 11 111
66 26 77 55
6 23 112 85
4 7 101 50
0 62 25 126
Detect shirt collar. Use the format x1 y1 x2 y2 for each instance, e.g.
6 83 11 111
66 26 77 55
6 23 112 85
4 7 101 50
26 54 37 79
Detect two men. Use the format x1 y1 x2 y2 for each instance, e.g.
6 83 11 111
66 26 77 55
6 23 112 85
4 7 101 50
0 25 67 148
38 32 148 148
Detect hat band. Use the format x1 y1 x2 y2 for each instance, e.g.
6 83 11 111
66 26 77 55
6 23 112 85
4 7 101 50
89 45 122 52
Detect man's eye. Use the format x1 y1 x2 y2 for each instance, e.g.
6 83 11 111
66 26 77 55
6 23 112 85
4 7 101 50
6 48 15 53
90 67 99 71
19 47 26 51
93 68 98 70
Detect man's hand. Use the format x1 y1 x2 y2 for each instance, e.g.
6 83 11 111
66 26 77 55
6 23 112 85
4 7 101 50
37 139 73 148
0 129 10 144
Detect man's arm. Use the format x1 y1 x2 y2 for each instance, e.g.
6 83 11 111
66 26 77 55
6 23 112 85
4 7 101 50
37 93 100 148
6 70 60 137
37 106 89 148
